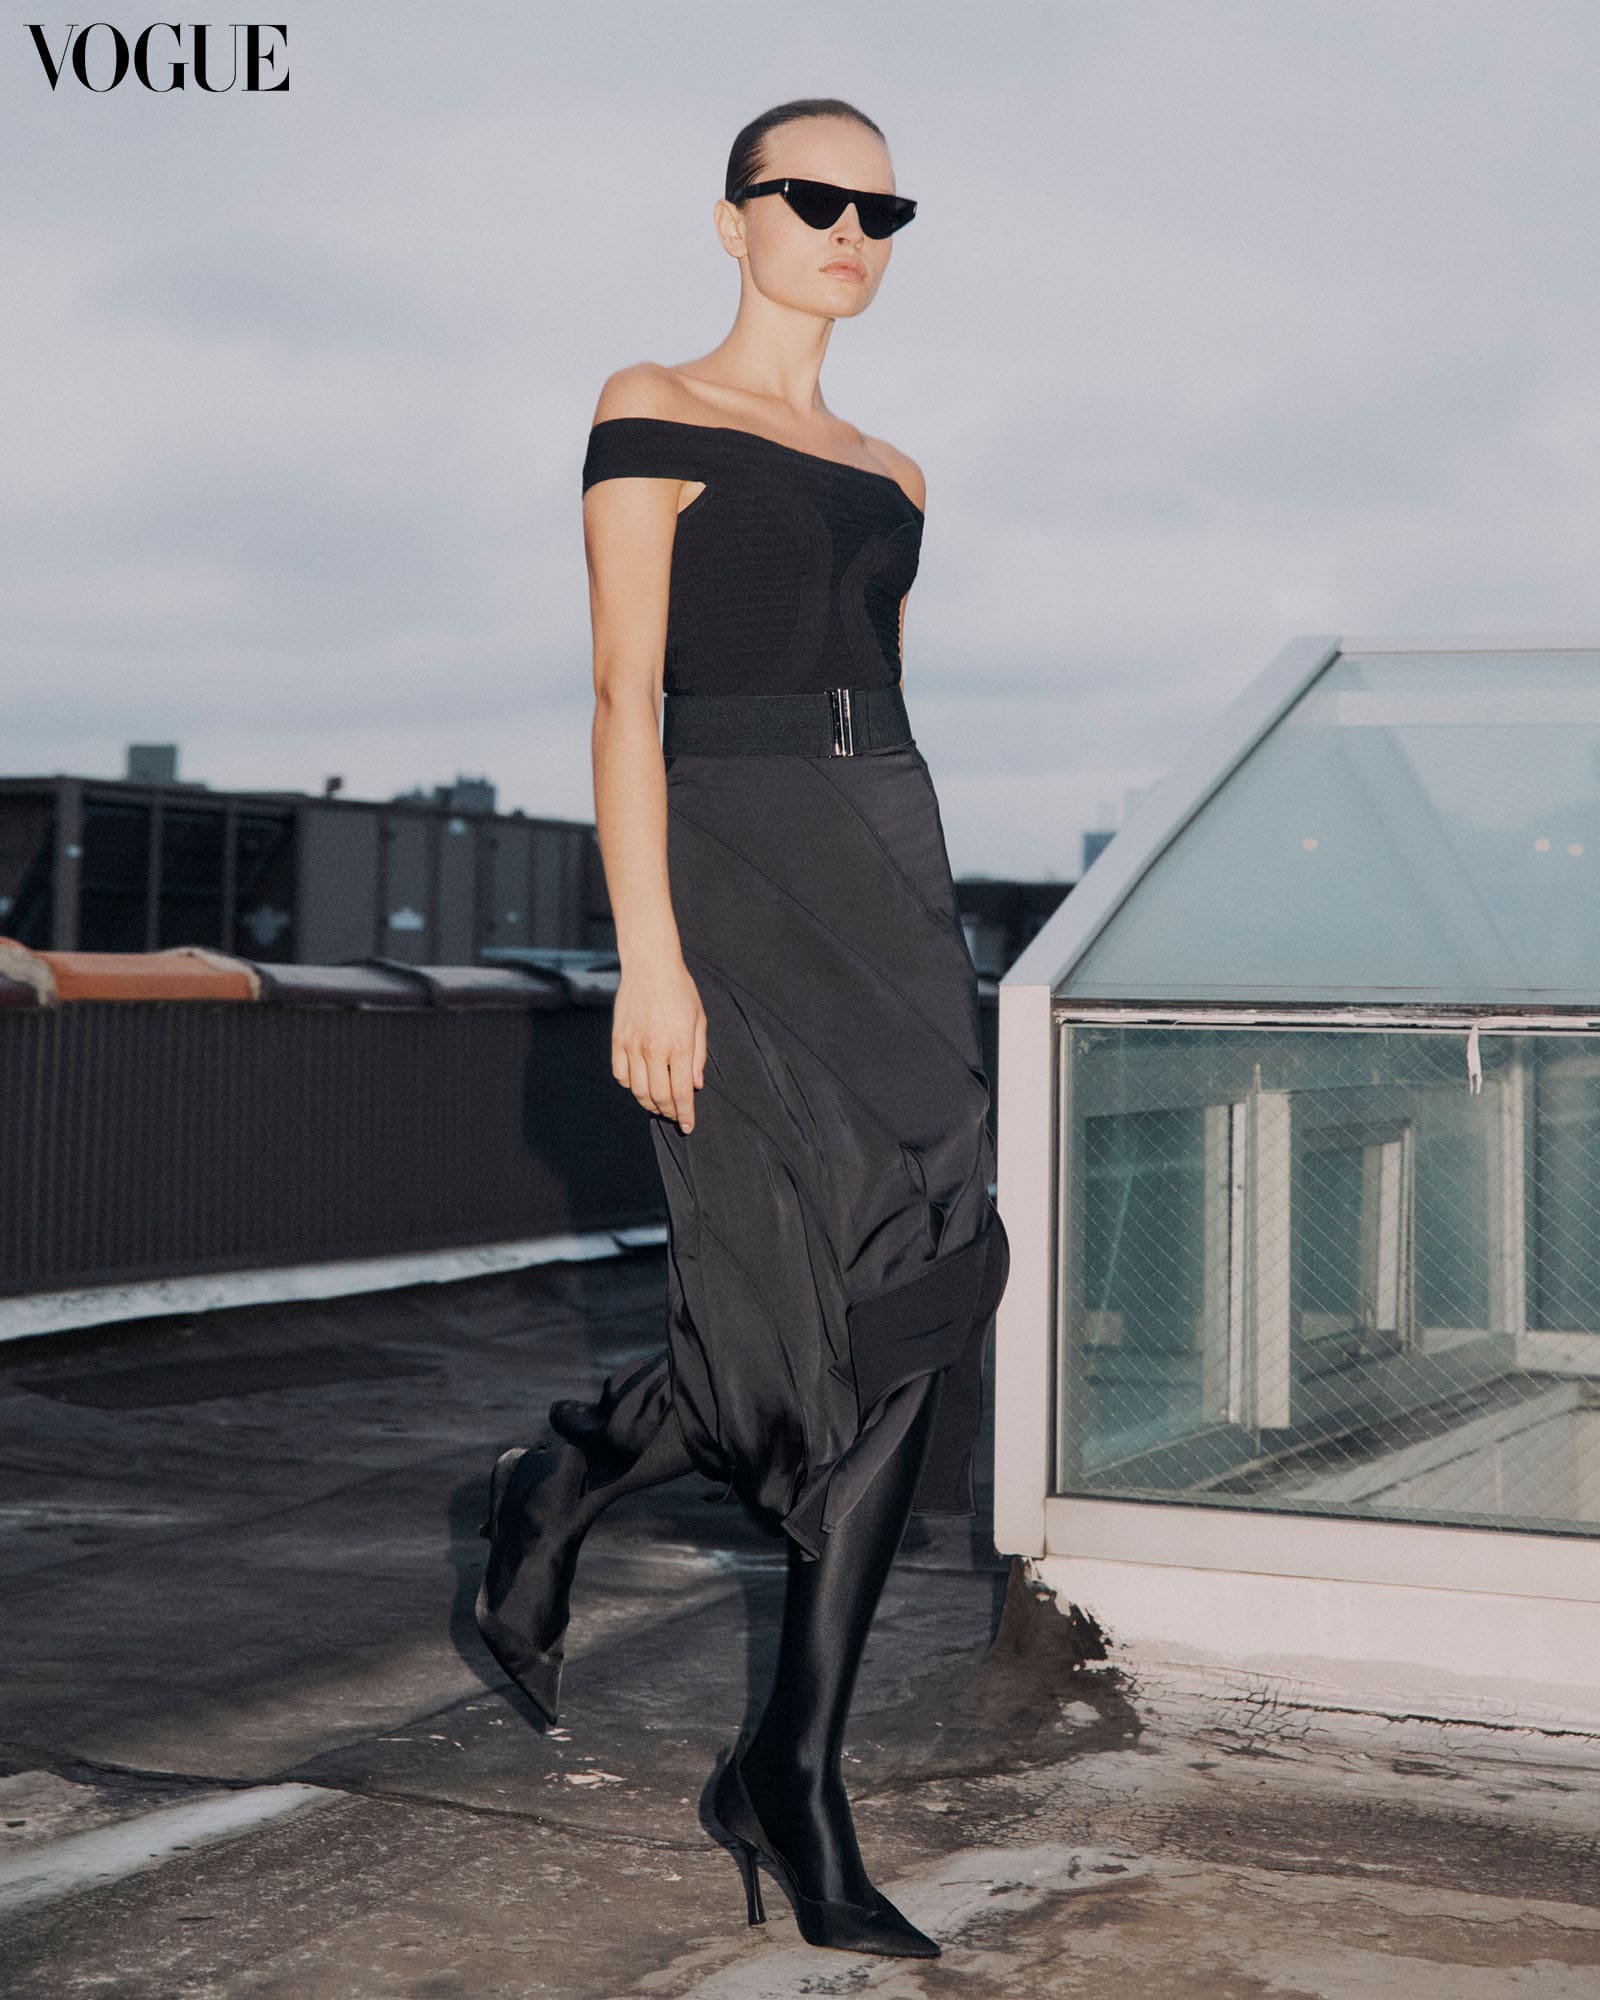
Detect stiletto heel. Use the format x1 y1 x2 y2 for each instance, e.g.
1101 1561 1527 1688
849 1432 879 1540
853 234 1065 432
703 1740 939 1958
731 1837 766 1925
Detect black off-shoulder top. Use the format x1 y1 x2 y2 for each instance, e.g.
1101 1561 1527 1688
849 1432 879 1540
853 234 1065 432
581 417 923 698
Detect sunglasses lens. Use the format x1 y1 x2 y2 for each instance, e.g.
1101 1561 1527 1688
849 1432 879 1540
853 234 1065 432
860 196 915 239
781 180 916 238
783 181 848 229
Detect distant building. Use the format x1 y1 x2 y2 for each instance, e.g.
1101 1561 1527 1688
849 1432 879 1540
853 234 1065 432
1081 830 1116 871
391 774 498 816
955 876 1074 978
0 748 604 962
125 743 182 786
1082 784 1154 874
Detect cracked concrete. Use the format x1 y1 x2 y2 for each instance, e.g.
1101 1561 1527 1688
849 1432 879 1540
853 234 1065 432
1 1248 1598 1996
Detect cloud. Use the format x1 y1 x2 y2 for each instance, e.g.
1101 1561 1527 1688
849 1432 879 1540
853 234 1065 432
4 0 1600 878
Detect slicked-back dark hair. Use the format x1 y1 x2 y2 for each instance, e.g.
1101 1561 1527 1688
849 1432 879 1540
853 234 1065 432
725 98 887 202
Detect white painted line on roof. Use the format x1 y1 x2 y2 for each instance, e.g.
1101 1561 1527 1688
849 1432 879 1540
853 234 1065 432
0 1224 669 1347
0 1783 335 1919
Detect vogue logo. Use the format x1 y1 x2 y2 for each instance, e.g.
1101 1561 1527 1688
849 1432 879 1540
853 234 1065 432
27 21 289 91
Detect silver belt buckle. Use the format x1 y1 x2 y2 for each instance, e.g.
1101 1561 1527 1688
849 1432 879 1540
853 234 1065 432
827 686 855 756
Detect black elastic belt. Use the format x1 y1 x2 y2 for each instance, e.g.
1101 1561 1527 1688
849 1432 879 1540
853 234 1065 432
661 682 914 758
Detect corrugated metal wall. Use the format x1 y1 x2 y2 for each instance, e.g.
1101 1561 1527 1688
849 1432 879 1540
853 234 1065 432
0 997 662 1297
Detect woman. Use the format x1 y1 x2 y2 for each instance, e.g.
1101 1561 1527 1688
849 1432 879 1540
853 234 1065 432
477 96 1010 1961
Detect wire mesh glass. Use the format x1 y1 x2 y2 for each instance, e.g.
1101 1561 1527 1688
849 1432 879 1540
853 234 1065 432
1054 1021 1600 1537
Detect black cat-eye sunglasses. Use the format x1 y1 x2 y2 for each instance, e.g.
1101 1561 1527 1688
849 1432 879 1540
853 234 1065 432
730 176 917 240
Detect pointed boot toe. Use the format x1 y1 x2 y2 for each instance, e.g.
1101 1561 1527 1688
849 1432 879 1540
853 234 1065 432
705 1742 942 1959
473 1589 565 1723
862 1890 941 1957
475 1438 591 1720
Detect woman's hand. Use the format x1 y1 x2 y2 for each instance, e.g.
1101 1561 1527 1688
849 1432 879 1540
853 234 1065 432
612 953 707 1133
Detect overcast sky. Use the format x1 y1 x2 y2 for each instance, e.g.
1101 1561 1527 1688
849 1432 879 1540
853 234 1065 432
5 1 1599 878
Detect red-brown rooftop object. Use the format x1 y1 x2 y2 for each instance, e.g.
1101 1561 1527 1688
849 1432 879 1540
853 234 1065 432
0 938 259 1004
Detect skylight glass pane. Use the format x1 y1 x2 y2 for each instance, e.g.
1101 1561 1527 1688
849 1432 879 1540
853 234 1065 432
1063 649 1600 1003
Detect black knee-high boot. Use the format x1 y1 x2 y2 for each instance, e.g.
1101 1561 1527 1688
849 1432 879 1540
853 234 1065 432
477 1351 696 1721
728 1366 942 1929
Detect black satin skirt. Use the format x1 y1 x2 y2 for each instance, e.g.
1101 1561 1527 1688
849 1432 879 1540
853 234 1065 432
566 738 1010 1559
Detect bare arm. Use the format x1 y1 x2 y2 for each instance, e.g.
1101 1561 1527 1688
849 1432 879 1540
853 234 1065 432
584 368 706 1133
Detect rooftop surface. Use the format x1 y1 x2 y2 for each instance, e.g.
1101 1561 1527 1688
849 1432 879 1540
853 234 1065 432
1 1249 1598 1997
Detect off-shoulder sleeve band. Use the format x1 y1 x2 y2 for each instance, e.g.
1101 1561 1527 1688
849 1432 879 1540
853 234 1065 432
581 418 705 493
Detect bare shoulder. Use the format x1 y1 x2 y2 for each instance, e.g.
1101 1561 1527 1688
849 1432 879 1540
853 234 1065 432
863 434 927 514
590 362 703 427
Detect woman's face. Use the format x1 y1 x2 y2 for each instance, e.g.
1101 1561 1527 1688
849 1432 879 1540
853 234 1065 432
720 116 901 319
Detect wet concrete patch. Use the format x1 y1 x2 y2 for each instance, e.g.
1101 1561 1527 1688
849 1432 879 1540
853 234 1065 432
631 1844 1600 1999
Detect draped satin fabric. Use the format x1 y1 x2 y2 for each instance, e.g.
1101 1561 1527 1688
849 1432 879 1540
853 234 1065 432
576 418 1010 1556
